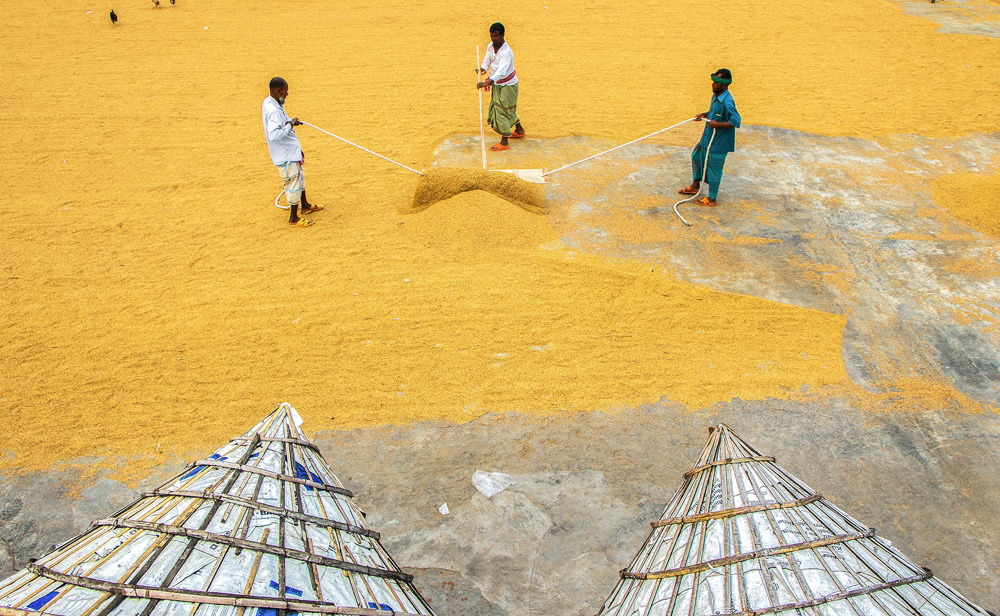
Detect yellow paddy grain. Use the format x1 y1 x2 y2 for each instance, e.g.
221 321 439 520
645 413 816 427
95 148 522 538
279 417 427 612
932 170 1000 237
2 0 997 479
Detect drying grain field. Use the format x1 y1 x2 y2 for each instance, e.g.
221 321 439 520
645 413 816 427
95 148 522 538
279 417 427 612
1 0 999 614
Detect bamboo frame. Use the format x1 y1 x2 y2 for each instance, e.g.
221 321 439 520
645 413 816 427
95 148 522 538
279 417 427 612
595 424 992 616
180 459 353 497
88 518 409 581
0 405 435 616
620 531 875 580
651 494 823 527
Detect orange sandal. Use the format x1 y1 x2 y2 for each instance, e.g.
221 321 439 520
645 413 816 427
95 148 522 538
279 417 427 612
510 131 526 139
489 143 510 151
678 185 699 195
694 197 717 207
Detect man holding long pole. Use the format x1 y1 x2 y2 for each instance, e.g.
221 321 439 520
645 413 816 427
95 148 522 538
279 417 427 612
477 22 525 151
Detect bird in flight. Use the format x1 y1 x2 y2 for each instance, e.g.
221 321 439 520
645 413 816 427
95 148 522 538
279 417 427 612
110 9 118 23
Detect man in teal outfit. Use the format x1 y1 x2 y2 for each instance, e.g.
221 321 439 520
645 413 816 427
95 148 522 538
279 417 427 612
678 68 741 206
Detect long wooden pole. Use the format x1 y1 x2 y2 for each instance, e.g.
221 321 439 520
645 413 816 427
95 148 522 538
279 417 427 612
477 45 487 170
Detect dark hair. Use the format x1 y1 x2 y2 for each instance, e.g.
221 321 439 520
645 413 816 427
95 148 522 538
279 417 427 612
269 76 287 91
489 22 505 35
715 68 732 81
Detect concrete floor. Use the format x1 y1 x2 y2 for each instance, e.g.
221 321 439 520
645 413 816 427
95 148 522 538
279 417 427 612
435 126 1000 407
893 0 1000 39
2 400 999 615
3 125 1000 615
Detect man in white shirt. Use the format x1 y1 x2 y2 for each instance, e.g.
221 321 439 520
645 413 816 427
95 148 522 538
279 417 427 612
262 77 323 227
477 22 525 151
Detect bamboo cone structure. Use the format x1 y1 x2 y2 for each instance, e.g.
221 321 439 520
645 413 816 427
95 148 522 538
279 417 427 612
597 424 991 616
0 404 435 616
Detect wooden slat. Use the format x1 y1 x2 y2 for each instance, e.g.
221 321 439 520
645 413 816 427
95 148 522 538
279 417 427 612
14 566 426 616
620 530 875 580
229 436 322 454
683 456 776 479
733 571 934 616
181 460 353 497
87 519 411 582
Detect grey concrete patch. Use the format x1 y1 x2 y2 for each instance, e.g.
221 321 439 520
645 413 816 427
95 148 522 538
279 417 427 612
314 401 1000 615
411 568 508 616
434 128 1000 406
0 469 81 574
71 478 136 530
891 0 1000 38
1 401 998 615
0 462 183 582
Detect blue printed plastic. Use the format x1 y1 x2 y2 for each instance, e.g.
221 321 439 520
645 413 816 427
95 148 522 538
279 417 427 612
366 602 393 611
294 462 323 492
27 591 59 611
268 580 303 597
180 454 228 481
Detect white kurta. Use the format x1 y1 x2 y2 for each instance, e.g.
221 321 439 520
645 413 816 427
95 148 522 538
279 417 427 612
261 96 303 165
480 41 518 85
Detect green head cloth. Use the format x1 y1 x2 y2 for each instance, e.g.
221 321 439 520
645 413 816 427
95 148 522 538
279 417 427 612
711 73 732 85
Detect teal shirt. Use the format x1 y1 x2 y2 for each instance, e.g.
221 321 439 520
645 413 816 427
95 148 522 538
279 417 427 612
697 89 741 154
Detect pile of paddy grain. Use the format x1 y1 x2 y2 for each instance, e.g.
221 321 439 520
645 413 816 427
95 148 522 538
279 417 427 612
411 167 547 214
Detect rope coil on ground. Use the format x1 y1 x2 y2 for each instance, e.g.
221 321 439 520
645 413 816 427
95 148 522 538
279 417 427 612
673 126 717 226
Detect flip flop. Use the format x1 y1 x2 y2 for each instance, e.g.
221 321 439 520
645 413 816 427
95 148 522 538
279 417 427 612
678 185 699 195
510 131 526 139
289 218 315 227
694 197 717 207
489 143 510 151
300 204 324 214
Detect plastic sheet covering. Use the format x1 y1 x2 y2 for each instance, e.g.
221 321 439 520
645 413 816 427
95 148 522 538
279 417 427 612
595 424 991 616
0 403 436 616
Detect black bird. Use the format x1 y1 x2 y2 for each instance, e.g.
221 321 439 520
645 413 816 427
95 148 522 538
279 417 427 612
110 9 117 23
152 0 159 6
170 0 175 4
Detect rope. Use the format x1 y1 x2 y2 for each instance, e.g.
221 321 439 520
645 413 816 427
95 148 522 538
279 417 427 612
673 126 717 226
274 121 424 207
542 118 697 177
273 118 718 227
302 122 424 176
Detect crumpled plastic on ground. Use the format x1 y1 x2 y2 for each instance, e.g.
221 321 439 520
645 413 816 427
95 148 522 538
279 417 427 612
472 470 516 498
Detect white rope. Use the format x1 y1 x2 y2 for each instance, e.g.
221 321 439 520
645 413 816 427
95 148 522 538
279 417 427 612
278 118 719 226
542 118 697 177
301 122 424 176
673 127 717 227
274 189 288 209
